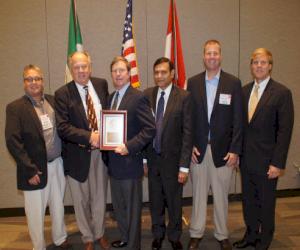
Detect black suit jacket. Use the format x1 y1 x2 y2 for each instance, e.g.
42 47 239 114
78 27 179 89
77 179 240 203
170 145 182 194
187 70 243 167
241 78 294 175
144 85 193 177
5 94 55 190
107 86 156 179
54 77 109 182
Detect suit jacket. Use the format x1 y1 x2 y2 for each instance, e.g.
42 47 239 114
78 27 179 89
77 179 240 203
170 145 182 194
144 85 193 177
187 70 243 167
5 94 55 190
54 77 109 182
241 78 294 175
107 85 156 179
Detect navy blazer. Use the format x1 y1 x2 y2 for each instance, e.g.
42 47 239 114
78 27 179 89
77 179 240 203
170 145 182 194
55 77 109 182
107 86 156 179
5 94 54 190
187 70 243 167
241 78 294 175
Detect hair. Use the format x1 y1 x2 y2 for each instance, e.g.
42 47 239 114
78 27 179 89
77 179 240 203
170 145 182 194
153 57 174 71
23 64 43 79
68 51 92 68
250 48 273 66
203 39 222 54
110 56 131 72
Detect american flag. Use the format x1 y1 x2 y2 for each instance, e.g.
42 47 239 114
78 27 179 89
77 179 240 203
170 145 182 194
122 0 140 88
165 0 186 89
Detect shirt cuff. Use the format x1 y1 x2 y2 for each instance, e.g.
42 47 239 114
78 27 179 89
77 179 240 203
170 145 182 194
143 158 147 164
179 167 189 173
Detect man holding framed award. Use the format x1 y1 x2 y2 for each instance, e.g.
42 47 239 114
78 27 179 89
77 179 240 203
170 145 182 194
55 51 110 250
107 56 156 250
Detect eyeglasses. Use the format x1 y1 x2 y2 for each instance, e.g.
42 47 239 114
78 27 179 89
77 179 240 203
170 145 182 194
24 77 43 83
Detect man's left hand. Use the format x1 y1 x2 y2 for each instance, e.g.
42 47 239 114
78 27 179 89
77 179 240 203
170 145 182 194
178 171 188 184
114 143 129 155
267 165 282 179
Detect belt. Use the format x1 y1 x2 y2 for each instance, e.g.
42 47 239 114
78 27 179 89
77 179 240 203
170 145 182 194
207 140 211 144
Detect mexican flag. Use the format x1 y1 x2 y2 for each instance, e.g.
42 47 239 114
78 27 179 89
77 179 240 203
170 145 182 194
65 0 83 83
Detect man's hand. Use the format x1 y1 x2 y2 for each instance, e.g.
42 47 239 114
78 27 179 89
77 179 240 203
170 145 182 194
178 171 188 184
224 152 239 168
191 146 200 164
28 171 42 185
89 131 100 148
267 165 282 179
143 163 148 177
114 143 129 155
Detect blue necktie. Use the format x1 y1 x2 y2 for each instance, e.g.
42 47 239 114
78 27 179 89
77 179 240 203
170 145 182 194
154 91 165 153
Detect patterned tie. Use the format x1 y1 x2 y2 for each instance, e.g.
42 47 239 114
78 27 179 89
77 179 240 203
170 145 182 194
83 86 98 131
248 84 259 122
154 91 165 153
111 91 119 110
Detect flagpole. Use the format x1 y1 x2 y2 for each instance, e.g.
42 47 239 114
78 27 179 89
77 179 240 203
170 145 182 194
171 0 178 85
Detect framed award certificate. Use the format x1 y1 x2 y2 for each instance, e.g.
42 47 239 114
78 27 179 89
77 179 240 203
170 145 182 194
100 110 127 150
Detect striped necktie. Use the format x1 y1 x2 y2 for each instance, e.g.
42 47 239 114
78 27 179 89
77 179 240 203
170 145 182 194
83 86 98 131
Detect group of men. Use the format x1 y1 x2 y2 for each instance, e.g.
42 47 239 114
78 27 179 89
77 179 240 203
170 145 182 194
5 39 294 250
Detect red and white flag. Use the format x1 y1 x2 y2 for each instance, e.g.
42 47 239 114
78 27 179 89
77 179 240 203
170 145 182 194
164 0 186 89
122 0 140 88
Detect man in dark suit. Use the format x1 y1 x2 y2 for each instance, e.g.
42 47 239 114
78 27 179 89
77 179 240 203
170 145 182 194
144 57 193 250
55 51 110 250
5 65 70 250
107 56 155 250
187 40 243 250
233 48 294 250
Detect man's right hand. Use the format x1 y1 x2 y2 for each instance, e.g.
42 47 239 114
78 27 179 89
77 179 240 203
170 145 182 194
89 131 100 148
28 171 42 185
191 146 200 164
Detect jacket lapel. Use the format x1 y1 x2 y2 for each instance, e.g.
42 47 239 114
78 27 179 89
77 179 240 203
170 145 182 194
24 96 44 138
210 71 223 120
69 81 89 128
199 73 208 117
118 85 132 110
161 85 177 132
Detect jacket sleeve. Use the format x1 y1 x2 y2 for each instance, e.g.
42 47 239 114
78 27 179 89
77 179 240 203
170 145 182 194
5 103 39 179
271 89 294 169
126 94 156 154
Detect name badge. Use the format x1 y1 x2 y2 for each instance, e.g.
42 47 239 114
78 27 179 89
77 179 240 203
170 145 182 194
40 114 53 130
219 94 231 105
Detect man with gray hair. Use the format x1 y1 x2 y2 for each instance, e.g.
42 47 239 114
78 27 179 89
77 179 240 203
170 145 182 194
55 51 110 250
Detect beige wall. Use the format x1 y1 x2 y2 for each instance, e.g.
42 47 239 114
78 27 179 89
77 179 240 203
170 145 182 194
0 0 299 208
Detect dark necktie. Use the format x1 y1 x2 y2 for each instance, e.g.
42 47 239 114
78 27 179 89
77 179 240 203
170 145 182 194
83 86 98 131
111 91 119 110
154 91 165 153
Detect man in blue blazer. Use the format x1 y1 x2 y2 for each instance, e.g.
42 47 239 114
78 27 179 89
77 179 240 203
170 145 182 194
107 56 156 250
187 40 243 250
233 48 294 250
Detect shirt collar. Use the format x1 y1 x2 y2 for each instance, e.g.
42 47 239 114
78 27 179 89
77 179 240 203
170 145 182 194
205 69 221 81
26 93 45 107
254 76 270 89
158 83 172 96
116 82 130 97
